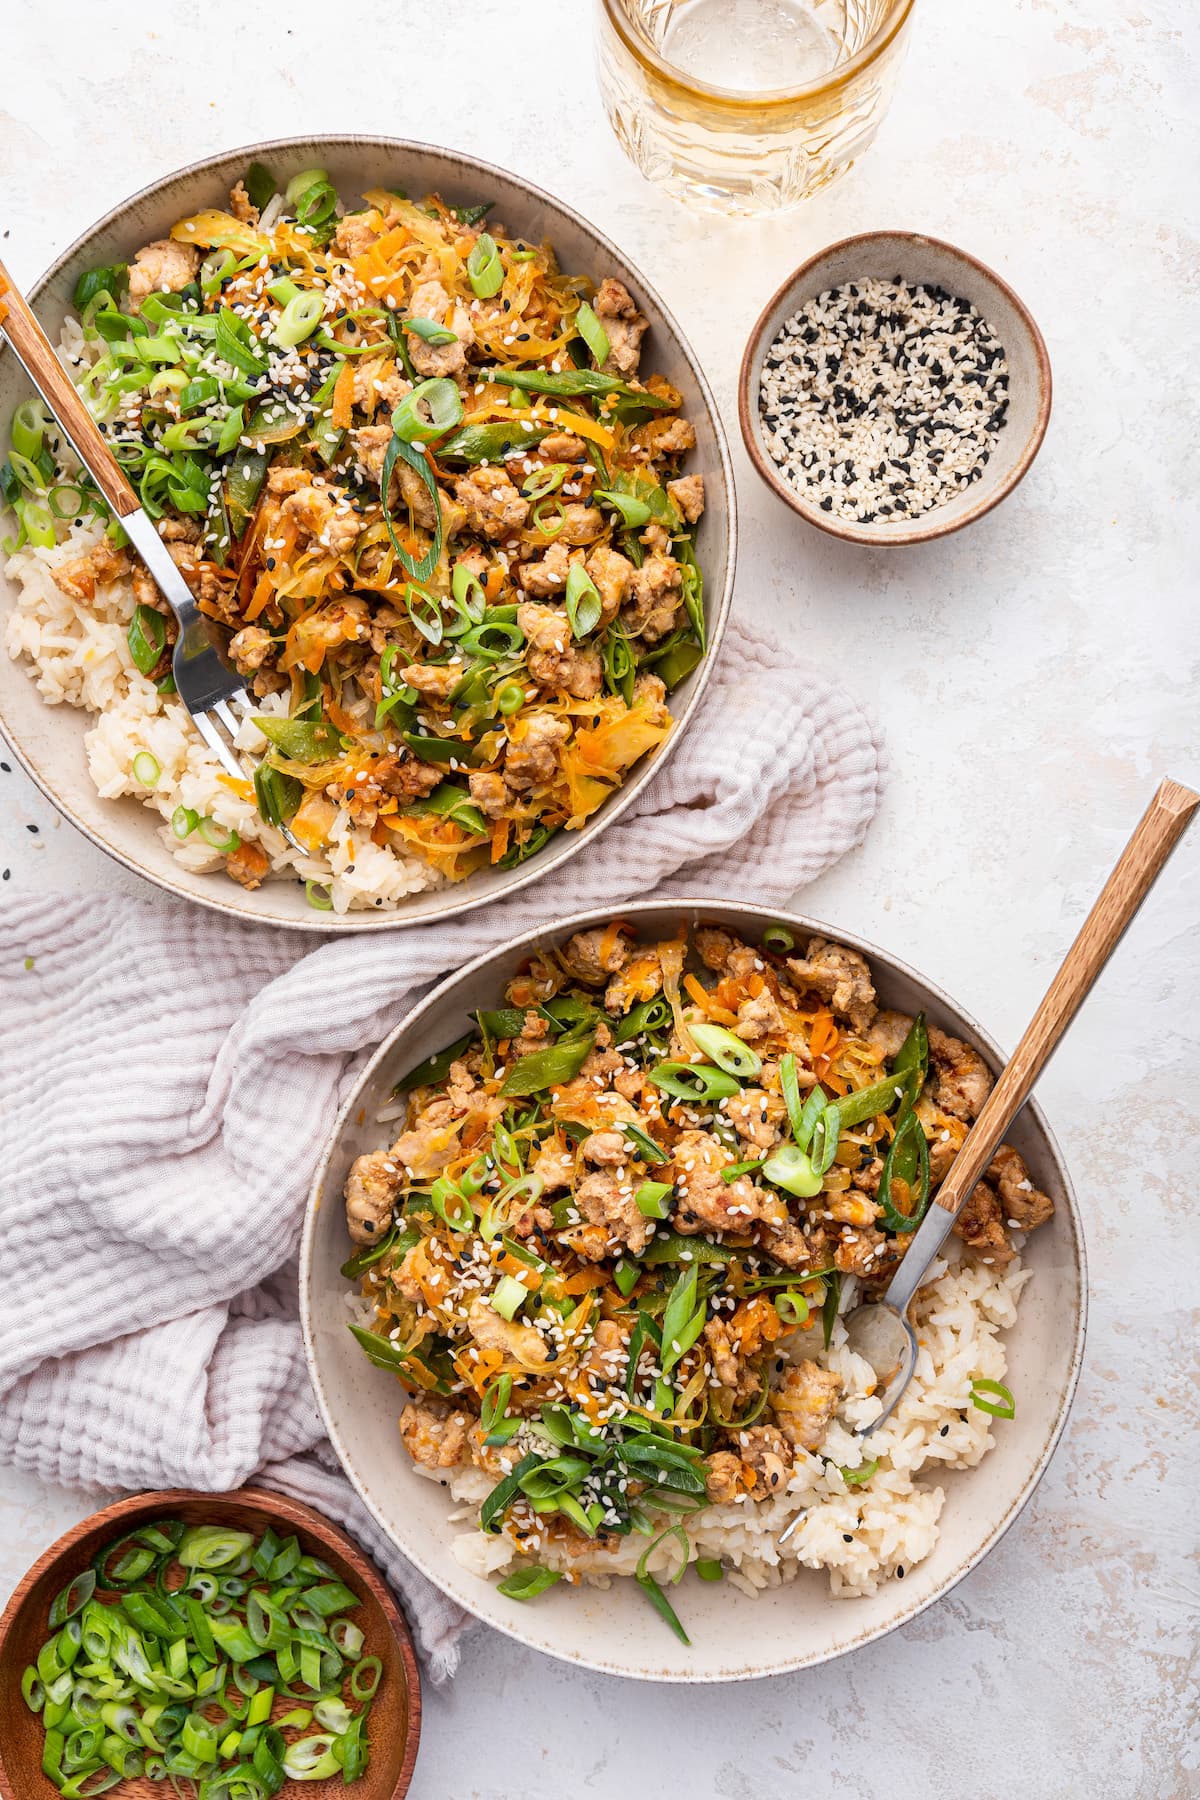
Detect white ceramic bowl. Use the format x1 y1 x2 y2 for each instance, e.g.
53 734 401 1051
0 137 735 929
301 899 1086 1681
738 230 1052 547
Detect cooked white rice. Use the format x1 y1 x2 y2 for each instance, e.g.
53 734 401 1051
2 317 443 913
412 1243 1030 1599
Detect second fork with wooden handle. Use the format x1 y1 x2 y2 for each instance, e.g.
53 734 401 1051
0 257 287 818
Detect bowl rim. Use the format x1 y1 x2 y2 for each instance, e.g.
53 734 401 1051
736 228 1053 547
299 896 1088 1682
0 1484 422 1798
0 132 737 931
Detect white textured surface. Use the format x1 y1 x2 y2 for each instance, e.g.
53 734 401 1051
0 2 1196 1795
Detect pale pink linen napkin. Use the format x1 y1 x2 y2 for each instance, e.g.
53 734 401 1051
0 616 886 1676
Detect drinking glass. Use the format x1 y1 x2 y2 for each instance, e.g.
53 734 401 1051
595 0 915 216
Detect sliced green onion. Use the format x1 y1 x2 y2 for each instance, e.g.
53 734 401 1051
634 1180 673 1219
530 495 566 537
839 1459 879 1487
349 1655 382 1700
200 250 236 295
613 1259 641 1298
467 232 504 298
405 315 458 346
430 1174 475 1233
285 167 328 206
593 487 652 529
497 1565 562 1601
127 604 166 676
48 1569 97 1629
491 1274 528 1321
196 818 241 854
11 398 47 461
390 377 463 444
281 1734 339 1781
131 750 161 788
621 1121 668 1164
969 1378 1015 1419
171 804 199 840
695 1558 723 1582
564 562 602 638
179 1528 255 1571
215 404 246 457
23 1517 383 1797
686 1022 761 1079
575 300 610 367
73 263 128 312
305 879 334 912
761 1143 822 1198
774 1290 810 1327
763 922 795 952
521 462 568 501
635 1573 690 1645
649 1061 741 1103
496 680 526 715
271 291 324 349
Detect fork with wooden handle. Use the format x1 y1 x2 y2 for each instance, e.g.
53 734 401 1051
833 777 1199 1440
0 256 286 816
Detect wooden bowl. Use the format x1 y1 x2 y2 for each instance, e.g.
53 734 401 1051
0 1488 421 1800
738 230 1052 547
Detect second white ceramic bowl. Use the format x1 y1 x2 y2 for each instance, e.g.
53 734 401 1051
301 899 1086 1681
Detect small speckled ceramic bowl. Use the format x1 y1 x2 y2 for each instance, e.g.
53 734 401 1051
738 230 1052 547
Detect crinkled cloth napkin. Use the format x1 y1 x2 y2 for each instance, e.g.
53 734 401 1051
0 617 885 1678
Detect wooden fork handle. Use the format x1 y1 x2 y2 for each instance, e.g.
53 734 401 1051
934 777 1199 1215
0 256 140 518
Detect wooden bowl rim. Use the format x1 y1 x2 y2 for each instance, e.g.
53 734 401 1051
736 228 1053 547
0 1486 421 1800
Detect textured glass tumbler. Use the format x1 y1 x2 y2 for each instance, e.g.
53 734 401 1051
595 0 915 217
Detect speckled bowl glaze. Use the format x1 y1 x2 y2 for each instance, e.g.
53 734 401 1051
738 230 1052 547
0 136 735 929
300 899 1086 1683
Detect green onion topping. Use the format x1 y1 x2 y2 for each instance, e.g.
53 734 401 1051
969 1378 1015 1419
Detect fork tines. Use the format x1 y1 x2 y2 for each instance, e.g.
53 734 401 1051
192 690 255 784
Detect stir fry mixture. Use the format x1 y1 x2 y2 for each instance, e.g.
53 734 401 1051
2 163 706 890
342 920 1054 1636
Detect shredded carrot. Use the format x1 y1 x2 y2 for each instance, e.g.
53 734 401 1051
331 360 356 432
561 1268 609 1296
683 973 738 1024
809 1011 839 1060
216 774 253 800
490 817 511 865
484 564 505 601
244 570 275 622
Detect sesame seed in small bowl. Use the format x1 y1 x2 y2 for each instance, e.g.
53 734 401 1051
738 231 1051 546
